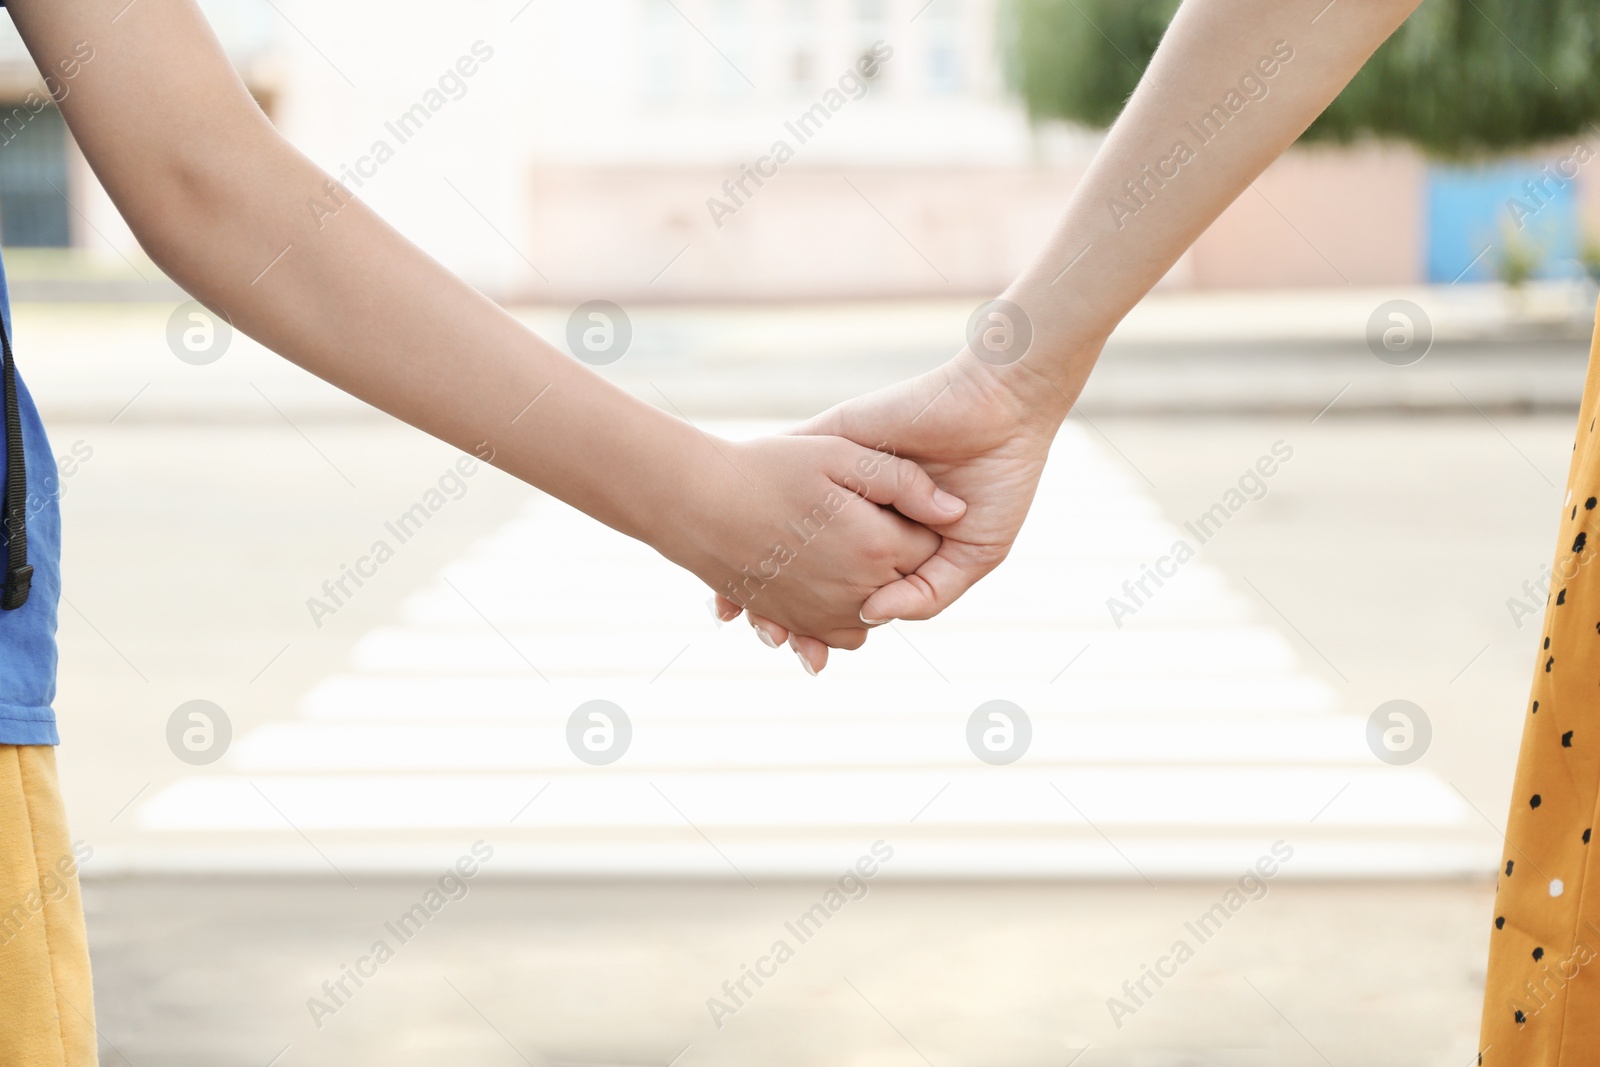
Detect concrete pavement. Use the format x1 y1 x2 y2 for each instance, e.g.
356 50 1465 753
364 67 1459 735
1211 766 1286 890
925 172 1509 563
11 283 1596 427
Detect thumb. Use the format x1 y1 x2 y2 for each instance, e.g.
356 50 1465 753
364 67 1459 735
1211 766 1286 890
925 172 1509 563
843 450 965 527
791 399 849 438
859 539 1002 623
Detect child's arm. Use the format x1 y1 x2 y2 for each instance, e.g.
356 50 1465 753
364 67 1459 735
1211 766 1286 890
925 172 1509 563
6 0 965 657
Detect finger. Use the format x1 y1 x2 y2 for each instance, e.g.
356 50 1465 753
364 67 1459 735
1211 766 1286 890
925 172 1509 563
747 612 789 649
825 627 868 651
882 511 942 577
710 594 744 623
788 633 829 675
837 449 965 528
789 397 851 438
859 539 1006 623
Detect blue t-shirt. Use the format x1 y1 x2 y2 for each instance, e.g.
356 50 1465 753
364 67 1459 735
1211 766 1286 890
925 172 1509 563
0 251 62 746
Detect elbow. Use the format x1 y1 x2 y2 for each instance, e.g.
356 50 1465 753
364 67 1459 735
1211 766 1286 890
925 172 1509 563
118 113 289 290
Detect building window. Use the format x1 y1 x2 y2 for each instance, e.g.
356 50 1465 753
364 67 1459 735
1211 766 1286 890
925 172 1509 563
641 0 680 104
0 102 70 248
790 49 815 87
926 41 961 93
713 0 750 99
783 0 817 94
855 0 888 87
923 0 962 94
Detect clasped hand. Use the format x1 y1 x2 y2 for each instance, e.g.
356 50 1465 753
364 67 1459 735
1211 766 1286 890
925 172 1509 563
703 354 1070 673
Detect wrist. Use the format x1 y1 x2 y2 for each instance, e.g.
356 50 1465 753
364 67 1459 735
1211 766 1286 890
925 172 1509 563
953 286 1107 428
628 422 747 577
530 390 729 571
946 337 1094 433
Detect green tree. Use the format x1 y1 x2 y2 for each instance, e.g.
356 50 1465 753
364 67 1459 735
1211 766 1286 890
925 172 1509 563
1000 0 1600 159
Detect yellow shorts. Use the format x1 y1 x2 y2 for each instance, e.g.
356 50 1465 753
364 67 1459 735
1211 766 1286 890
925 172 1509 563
0 744 98 1066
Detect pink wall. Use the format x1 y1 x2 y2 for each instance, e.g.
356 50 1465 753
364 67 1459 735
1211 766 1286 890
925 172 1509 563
1187 143 1426 289
524 164 1083 303
518 145 1434 302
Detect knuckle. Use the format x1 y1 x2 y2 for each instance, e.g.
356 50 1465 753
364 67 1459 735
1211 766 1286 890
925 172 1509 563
860 529 901 566
828 628 867 651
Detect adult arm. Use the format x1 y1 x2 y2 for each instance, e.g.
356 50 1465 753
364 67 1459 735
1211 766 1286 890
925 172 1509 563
733 0 1424 661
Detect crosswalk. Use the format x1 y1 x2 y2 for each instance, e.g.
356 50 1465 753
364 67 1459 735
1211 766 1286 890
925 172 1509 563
130 421 1489 878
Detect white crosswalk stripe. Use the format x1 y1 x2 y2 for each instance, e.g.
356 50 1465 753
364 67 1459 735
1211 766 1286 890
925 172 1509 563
128 422 1488 877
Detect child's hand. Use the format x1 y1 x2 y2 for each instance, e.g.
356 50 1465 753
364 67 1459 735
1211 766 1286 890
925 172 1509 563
669 435 965 670
715 357 1061 671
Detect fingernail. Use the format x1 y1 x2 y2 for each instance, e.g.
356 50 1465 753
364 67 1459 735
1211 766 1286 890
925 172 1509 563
860 609 888 626
753 622 780 649
932 488 964 514
793 648 819 676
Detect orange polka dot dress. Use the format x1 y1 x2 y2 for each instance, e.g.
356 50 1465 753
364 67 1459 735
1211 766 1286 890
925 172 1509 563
1480 315 1600 1063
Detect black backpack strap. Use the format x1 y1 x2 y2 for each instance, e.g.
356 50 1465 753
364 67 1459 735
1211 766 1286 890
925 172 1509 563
1 321 31 610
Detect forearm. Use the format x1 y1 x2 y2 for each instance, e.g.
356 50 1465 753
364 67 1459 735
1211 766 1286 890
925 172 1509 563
974 0 1421 412
145 136 704 550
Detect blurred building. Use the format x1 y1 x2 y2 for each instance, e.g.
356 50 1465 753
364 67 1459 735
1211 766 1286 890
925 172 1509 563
0 0 1596 299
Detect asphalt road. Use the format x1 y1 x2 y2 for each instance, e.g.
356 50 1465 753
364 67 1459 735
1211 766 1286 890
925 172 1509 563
86 877 1491 1067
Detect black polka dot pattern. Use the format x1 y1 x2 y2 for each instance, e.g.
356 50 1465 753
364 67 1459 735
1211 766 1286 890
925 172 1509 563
1479 349 1600 1064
